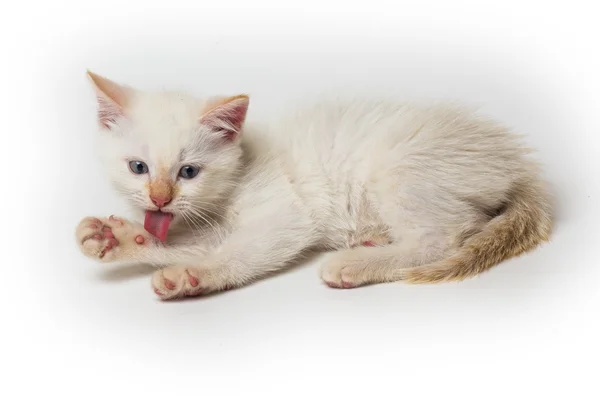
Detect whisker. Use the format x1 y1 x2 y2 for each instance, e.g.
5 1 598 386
186 207 225 242
179 211 205 243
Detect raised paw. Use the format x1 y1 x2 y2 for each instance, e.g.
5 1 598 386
75 215 152 262
151 266 209 300
320 248 381 289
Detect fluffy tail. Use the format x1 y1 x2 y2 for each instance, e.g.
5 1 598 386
402 180 553 284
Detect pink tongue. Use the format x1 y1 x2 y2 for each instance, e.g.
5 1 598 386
144 211 173 242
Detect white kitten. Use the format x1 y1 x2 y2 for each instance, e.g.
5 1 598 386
75 71 553 299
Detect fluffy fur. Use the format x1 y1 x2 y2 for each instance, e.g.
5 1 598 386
75 71 553 299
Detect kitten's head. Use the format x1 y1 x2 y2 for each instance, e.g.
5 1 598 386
87 71 249 240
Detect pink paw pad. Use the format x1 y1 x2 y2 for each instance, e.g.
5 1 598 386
99 238 119 257
342 281 355 288
105 238 119 249
102 227 115 238
135 235 145 244
164 278 176 290
362 241 375 247
187 272 199 287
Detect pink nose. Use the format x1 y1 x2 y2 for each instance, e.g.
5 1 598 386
150 195 172 208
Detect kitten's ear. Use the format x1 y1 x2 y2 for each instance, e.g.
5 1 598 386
86 70 132 129
200 95 249 141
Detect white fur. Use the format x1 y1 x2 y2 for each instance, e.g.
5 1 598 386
76 77 550 299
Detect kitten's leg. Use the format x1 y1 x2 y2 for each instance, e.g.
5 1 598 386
151 210 318 300
320 234 449 288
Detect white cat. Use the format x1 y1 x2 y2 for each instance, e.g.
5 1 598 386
76 71 553 299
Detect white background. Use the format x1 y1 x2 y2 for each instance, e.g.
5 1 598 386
2 1 599 409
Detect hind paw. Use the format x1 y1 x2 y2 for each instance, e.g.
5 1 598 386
320 248 377 289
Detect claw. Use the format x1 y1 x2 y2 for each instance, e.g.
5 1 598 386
109 215 124 226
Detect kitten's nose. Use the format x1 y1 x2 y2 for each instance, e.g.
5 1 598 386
150 194 172 208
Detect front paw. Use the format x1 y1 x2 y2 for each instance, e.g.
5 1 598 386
151 266 212 300
75 215 152 262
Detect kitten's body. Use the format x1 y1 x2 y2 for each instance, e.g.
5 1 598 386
76 72 552 298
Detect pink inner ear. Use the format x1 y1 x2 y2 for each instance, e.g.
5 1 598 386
87 71 131 130
201 97 249 141
97 97 123 129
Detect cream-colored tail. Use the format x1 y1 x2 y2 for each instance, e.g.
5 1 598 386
402 180 553 284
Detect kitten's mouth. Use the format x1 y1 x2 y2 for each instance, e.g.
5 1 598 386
144 210 174 243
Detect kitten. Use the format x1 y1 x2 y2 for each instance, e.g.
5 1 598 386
76 71 553 299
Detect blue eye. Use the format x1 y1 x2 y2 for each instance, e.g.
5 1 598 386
128 161 148 174
179 165 200 179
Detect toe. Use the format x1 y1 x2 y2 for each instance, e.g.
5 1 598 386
187 271 199 287
164 278 176 290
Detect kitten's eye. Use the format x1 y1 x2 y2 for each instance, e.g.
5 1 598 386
128 161 148 175
179 165 200 179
